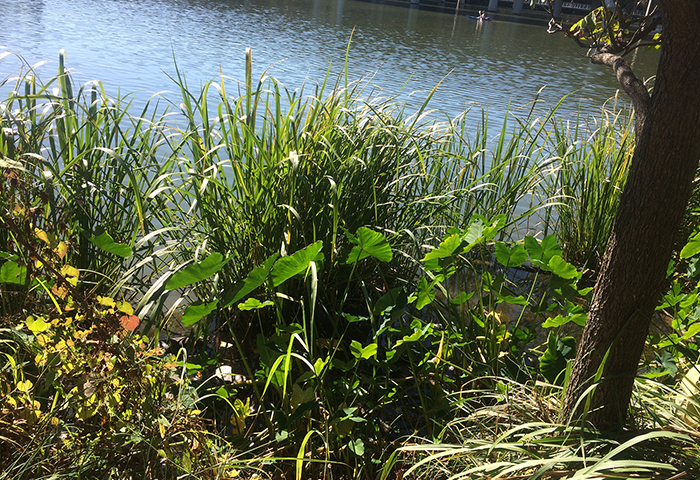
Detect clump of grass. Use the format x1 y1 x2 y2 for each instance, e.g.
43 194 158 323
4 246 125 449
542 95 636 274
0 51 181 299
390 377 700 480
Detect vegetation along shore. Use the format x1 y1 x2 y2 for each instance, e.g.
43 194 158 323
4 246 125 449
3 2 700 479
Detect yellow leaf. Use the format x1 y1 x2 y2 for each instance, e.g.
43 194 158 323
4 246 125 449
52 284 68 299
98 296 116 308
60 264 79 279
64 296 75 311
55 241 68 260
435 332 444 366
16 379 33 393
231 398 250 436
26 316 50 334
116 300 133 315
35 228 49 244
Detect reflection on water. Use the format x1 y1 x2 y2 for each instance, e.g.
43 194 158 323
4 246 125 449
1 0 658 122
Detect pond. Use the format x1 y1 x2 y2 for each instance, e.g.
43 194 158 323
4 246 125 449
1 0 658 124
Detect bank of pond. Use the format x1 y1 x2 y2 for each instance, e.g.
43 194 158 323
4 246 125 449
2 51 700 479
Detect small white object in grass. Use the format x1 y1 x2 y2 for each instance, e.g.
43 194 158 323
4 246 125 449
215 365 233 382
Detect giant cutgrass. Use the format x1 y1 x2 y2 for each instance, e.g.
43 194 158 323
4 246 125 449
541 94 636 274
1 48 657 479
158 49 569 347
0 51 180 303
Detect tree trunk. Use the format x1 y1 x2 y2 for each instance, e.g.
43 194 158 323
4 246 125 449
561 0 700 431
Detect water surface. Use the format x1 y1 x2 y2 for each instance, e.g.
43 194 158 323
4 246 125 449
1 0 658 122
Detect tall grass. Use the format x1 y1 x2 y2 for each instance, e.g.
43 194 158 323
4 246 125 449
153 51 570 346
2 49 666 479
0 51 179 297
542 95 636 274
392 377 700 479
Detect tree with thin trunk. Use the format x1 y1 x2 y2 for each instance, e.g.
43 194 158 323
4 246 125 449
547 1 700 430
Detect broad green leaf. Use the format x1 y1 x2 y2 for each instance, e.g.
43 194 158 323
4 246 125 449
291 384 315 410
350 340 378 360
497 294 529 306
541 234 562 258
463 217 485 244
348 438 365 457
0 261 28 284
542 313 587 328
451 291 474 305
346 227 392 264
478 214 507 242
271 241 323 287
525 234 562 267
372 287 407 320
524 235 543 260
165 253 226 290
237 298 274 311
540 334 577 385
548 255 580 280
682 321 700 340
396 323 430 347
423 233 462 271
415 276 436 310
313 357 328 376
681 231 700 259
343 313 368 323
181 299 219 326
494 242 527 268
223 254 278 307
89 231 132 257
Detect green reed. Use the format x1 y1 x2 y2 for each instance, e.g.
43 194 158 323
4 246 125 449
1 51 180 298
7 49 700 480
542 95 636 273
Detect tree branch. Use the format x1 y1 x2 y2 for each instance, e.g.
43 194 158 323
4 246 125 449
589 52 651 135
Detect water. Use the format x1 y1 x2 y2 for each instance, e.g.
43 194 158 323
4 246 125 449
1 0 658 123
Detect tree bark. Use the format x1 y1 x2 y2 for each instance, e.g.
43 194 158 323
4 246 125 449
589 52 650 137
561 1 700 431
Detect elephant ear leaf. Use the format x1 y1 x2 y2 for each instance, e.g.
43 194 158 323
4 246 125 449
681 230 700 259
90 231 132 257
540 333 577 385
271 241 323 287
223 253 279 308
346 227 392 264
165 253 227 290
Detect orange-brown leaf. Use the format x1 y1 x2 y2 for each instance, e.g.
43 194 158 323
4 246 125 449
119 315 139 331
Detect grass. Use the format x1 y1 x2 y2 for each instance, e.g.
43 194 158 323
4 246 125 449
393 377 700 479
542 93 636 274
3 49 700 479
